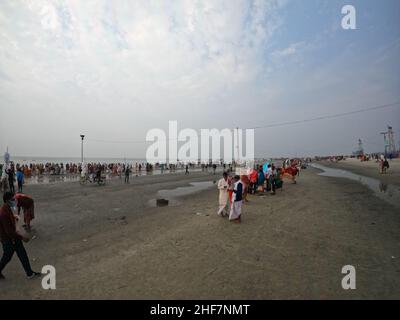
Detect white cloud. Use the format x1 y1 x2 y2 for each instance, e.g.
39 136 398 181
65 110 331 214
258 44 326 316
0 0 289 156
271 41 307 59
0 0 398 158
0 0 286 98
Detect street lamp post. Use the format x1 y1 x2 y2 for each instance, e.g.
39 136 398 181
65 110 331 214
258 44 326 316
80 135 85 163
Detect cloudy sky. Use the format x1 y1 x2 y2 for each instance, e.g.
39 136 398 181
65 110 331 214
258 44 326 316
0 0 399 160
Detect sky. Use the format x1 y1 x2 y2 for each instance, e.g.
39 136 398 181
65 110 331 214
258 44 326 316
0 0 399 160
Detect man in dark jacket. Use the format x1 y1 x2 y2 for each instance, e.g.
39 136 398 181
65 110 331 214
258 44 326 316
0 192 41 280
229 175 243 223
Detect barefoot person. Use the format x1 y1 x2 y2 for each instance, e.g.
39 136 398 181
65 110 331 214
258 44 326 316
14 193 35 231
217 172 229 217
0 192 41 280
229 175 243 223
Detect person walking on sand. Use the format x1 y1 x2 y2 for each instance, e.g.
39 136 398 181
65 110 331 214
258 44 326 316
185 164 189 175
382 158 389 174
217 172 229 217
0 192 41 280
379 154 385 174
16 168 24 193
229 175 243 223
124 165 130 184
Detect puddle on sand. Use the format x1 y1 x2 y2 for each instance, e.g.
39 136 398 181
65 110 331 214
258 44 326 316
148 181 215 207
25 175 81 185
311 163 400 209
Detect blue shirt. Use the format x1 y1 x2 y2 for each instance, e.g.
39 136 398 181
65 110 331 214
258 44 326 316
257 170 265 185
16 171 24 182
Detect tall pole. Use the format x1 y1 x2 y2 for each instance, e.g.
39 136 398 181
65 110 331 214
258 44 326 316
80 135 85 163
236 127 239 164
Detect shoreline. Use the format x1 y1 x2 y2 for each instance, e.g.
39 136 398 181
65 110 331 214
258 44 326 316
315 158 400 187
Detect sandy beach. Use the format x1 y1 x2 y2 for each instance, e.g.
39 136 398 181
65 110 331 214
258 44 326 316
318 158 400 187
0 164 399 300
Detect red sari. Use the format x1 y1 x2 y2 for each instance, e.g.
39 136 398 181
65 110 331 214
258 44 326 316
227 176 234 203
15 193 35 226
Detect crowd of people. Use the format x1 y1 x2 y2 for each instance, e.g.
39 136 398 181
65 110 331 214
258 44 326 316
0 161 202 180
217 159 302 223
0 160 237 191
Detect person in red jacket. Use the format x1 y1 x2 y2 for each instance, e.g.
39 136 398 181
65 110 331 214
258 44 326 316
0 192 41 280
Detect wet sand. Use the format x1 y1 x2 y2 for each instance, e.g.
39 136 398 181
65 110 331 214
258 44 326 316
0 167 399 299
318 158 400 187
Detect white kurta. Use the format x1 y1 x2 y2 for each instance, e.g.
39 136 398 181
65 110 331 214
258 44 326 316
229 181 243 221
217 178 229 215
229 200 242 221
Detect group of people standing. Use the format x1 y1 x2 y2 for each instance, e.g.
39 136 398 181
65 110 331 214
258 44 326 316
1 164 26 194
1 164 36 231
217 172 243 223
217 160 300 223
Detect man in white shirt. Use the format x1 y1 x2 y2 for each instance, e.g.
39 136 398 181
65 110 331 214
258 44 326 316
217 172 229 216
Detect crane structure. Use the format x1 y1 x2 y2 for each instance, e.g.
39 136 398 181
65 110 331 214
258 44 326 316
380 126 396 156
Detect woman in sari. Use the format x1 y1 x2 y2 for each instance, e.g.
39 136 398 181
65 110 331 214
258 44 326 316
249 169 258 194
227 174 234 203
14 193 35 231
282 165 298 184
257 166 265 192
